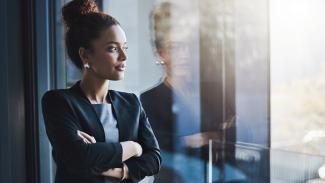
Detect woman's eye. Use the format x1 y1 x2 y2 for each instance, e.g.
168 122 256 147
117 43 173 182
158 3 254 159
107 47 118 52
123 46 128 51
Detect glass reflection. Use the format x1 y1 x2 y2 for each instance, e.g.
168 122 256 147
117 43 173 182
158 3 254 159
140 2 205 183
56 0 325 182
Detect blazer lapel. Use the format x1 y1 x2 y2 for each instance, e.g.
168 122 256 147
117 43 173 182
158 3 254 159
70 81 106 142
108 90 129 141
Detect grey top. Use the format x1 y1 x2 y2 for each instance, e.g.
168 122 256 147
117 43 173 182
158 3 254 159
92 103 120 183
93 103 119 143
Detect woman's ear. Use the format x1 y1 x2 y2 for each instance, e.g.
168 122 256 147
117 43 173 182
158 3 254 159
157 48 170 63
79 47 90 64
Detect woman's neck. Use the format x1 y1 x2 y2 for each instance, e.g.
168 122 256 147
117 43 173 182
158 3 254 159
80 74 110 104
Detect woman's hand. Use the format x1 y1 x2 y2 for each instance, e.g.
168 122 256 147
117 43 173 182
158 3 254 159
77 130 139 180
101 167 123 178
101 163 130 180
120 141 143 161
132 141 143 157
77 130 142 159
77 130 96 144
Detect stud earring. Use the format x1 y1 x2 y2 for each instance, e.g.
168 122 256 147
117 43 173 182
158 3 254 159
83 63 90 69
155 60 165 65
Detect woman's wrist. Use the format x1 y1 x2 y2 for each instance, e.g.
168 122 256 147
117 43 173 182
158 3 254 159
101 168 122 178
121 163 126 180
122 163 129 180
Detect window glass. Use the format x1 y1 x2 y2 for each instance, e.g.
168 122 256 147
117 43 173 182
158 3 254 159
270 1 325 182
52 0 325 182
100 0 268 182
270 0 325 156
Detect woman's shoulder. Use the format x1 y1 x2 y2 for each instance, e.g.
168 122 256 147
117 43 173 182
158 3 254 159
42 88 73 105
109 90 140 106
43 88 71 98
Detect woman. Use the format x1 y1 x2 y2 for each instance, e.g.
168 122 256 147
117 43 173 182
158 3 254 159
41 0 161 183
140 2 230 183
140 2 201 152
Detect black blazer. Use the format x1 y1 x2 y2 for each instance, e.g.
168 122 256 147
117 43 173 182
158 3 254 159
42 81 161 183
140 82 176 152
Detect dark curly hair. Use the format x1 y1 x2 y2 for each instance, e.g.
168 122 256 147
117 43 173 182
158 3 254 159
62 0 120 70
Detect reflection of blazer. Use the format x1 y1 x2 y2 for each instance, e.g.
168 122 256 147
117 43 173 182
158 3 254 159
140 82 176 152
42 81 161 183
140 82 201 152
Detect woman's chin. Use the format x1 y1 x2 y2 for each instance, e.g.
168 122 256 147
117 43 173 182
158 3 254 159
108 74 124 81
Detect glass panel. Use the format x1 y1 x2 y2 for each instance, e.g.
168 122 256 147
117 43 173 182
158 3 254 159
210 141 325 183
101 0 269 182
60 0 268 182
52 0 325 182
270 0 325 156
234 0 269 146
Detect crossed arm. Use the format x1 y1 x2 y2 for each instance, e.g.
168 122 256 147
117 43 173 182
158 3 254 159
42 91 161 182
77 130 141 180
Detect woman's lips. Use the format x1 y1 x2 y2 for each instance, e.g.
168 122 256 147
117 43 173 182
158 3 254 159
115 63 126 71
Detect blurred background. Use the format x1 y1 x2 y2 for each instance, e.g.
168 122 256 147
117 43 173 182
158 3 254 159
1 0 325 182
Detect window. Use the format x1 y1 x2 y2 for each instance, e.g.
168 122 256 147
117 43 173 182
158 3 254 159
270 0 325 156
47 0 325 182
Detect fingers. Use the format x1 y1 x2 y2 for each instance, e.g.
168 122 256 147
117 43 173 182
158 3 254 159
79 131 96 143
133 141 143 157
77 130 96 144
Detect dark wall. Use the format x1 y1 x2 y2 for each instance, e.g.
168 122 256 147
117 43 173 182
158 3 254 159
0 0 27 182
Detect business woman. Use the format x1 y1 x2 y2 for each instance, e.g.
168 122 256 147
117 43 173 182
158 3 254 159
41 0 161 183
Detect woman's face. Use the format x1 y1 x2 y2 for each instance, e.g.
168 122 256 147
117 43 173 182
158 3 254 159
86 25 128 80
157 28 195 82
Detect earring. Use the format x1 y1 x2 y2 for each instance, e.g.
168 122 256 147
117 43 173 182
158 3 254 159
83 63 90 69
155 60 165 65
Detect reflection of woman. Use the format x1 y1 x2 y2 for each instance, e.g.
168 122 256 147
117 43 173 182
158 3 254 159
41 1 161 183
140 2 216 183
141 1 201 152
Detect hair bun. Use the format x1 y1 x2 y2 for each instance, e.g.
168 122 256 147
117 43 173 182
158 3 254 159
62 0 99 27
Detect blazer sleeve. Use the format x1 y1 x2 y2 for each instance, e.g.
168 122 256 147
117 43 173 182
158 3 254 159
124 94 162 182
42 90 123 178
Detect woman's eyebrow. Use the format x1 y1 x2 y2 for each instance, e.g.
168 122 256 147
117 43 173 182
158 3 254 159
105 41 128 46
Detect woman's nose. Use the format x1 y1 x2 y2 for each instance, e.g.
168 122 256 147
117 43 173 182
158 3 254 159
118 49 127 61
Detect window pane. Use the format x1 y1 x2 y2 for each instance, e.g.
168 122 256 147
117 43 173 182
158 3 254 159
234 0 269 146
270 1 325 182
270 0 325 156
51 0 325 182
102 0 268 182
60 0 269 182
